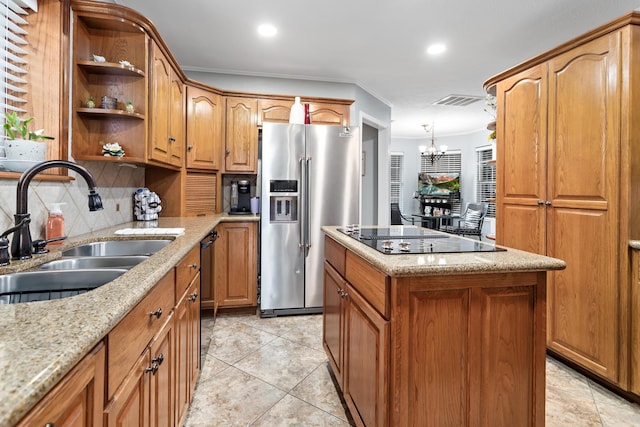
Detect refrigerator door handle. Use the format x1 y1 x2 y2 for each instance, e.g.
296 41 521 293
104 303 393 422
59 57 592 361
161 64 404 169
305 156 312 256
299 156 306 252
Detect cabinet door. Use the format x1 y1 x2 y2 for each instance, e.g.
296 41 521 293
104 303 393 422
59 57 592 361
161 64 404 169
150 43 183 167
307 102 349 125
258 98 291 125
344 283 389 427
214 222 257 307
16 342 105 427
225 96 258 173
323 261 346 389
631 248 640 395
174 274 201 427
168 70 185 167
174 288 190 426
187 86 223 170
105 349 151 427
495 64 548 255
149 316 174 427
546 33 621 381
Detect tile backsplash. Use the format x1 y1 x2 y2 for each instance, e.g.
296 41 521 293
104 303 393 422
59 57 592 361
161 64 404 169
0 161 144 240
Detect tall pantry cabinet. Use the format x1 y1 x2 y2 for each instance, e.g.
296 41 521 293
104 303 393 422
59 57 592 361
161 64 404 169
485 13 640 393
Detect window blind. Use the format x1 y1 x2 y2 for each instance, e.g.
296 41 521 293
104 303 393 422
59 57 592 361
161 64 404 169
1 0 36 115
420 151 462 214
476 146 496 218
390 152 404 211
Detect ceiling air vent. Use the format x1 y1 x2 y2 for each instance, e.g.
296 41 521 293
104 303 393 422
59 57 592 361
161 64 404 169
432 94 484 107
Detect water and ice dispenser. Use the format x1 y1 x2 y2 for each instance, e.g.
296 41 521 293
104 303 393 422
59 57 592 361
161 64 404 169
268 180 298 222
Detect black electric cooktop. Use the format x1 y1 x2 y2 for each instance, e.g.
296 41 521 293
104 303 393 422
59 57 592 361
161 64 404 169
338 227 506 255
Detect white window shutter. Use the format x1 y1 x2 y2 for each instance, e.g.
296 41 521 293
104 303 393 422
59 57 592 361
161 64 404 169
1 0 33 115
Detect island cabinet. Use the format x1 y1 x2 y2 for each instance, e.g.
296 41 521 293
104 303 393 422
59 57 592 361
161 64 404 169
149 42 185 168
630 247 640 396
224 97 258 173
15 342 106 427
323 235 549 427
186 85 224 171
485 14 640 392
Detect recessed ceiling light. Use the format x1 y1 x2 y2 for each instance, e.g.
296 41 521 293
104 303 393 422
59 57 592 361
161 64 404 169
258 24 277 37
427 43 446 55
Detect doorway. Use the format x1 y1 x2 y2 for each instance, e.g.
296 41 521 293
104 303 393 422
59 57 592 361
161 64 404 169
361 123 378 226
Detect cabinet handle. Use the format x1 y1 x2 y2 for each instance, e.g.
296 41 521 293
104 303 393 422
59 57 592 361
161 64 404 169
45 424 54 427
187 145 193 151
225 149 230 156
152 353 164 366
545 201 552 206
145 363 159 375
149 308 163 319
189 292 199 302
189 263 198 269
537 200 544 206
168 136 176 142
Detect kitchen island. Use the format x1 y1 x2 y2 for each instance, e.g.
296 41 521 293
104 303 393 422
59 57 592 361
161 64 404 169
322 225 565 427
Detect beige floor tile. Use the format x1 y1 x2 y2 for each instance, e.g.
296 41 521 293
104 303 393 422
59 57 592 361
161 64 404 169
589 380 640 427
208 321 278 364
234 336 327 391
184 365 286 427
251 394 351 427
290 362 351 422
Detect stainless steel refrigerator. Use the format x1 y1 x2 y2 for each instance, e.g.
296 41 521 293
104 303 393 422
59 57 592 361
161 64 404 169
260 123 360 317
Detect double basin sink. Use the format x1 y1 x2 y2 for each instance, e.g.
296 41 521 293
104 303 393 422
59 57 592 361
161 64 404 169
0 239 171 304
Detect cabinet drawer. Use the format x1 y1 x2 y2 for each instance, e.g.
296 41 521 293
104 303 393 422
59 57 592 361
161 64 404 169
176 245 200 298
325 236 346 277
108 271 175 398
345 251 389 318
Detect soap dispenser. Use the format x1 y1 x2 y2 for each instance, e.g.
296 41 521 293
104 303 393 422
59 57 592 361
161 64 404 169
46 202 65 244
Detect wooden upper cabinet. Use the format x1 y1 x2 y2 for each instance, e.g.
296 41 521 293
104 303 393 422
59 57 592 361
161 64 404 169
150 42 184 168
225 97 258 173
258 98 292 124
71 3 149 165
258 98 351 126
186 86 223 170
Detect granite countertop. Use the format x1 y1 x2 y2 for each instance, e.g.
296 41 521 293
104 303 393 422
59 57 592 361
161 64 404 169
322 225 566 277
0 214 258 427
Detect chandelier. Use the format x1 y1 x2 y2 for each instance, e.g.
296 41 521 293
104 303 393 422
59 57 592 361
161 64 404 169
419 123 448 164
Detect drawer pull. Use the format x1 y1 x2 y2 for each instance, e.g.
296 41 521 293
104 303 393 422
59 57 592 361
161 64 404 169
189 263 198 269
189 292 198 302
149 308 163 319
152 353 164 366
145 363 159 375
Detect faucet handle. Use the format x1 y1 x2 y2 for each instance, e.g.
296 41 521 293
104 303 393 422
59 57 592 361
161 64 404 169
32 236 67 254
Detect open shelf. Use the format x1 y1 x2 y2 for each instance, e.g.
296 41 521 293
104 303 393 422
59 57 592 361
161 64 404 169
77 60 145 77
77 108 145 120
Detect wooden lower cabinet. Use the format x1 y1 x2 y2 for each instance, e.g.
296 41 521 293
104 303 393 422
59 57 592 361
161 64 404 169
323 236 548 426
344 283 389 427
630 248 640 395
16 342 105 427
213 222 257 308
105 314 174 427
175 275 201 426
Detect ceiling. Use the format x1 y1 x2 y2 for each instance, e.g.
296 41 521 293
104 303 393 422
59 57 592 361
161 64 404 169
115 0 638 138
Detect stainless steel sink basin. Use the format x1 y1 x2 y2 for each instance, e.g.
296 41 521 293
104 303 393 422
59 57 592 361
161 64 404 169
40 255 149 270
62 239 171 257
0 269 127 304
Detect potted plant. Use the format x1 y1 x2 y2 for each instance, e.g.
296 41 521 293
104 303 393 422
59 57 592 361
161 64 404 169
2 112 54 172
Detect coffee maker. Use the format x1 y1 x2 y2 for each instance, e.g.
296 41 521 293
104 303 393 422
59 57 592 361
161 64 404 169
230 179 252 214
